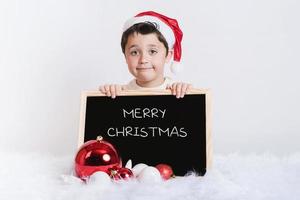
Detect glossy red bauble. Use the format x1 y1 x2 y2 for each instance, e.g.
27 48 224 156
75 136 122 179
155 163 174 180
109 167 133 181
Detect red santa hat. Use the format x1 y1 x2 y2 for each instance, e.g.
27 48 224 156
123 11 183 73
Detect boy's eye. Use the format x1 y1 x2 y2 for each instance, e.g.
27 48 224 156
149 49 158 55
130 50 139 56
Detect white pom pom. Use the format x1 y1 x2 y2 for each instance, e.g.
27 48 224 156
137 166 162 183
88 171 112 187
170 61 182 74
132 163 148 177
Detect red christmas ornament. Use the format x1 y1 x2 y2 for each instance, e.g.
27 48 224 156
118 167 134 180
155 164 174 180
75 136 122 179
109 167 133 181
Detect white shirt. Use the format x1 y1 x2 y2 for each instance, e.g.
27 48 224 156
123 77 174 90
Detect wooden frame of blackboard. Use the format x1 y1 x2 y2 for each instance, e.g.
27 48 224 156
78 89 212 174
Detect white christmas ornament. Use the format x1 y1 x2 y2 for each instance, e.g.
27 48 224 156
137 166 162 183
88 171 112 187
132 163 148 177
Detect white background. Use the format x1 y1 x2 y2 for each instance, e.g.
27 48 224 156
0 0 299 156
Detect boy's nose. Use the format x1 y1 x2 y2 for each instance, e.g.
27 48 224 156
139 53 149 64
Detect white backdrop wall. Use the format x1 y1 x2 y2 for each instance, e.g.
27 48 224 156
0 0 299 156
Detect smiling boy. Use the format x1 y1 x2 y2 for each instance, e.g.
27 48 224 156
99 11 192 98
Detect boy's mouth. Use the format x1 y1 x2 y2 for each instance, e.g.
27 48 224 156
136 67 154 70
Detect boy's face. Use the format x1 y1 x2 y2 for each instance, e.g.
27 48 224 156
124 32 172 87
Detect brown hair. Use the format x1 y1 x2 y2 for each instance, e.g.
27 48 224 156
121 22 169 56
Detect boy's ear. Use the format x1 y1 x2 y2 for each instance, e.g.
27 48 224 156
165 50 173 63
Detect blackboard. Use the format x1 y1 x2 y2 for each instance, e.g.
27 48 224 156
78 89 212 176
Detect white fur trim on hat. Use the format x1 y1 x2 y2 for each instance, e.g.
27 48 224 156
123 16 175 49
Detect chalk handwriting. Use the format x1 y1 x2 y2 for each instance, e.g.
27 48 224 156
123 108 166 119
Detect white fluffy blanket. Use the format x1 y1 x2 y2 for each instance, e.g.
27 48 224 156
0 152 299 200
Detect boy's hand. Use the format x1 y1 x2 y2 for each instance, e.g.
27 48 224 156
99 84 124 99
167 82 192 98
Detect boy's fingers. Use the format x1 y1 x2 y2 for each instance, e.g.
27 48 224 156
99 86 106 93
176 83 182 98
110 85 116 98
172 83 177 95
100 84 127 98
181 84 188 98
104 85 111 97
